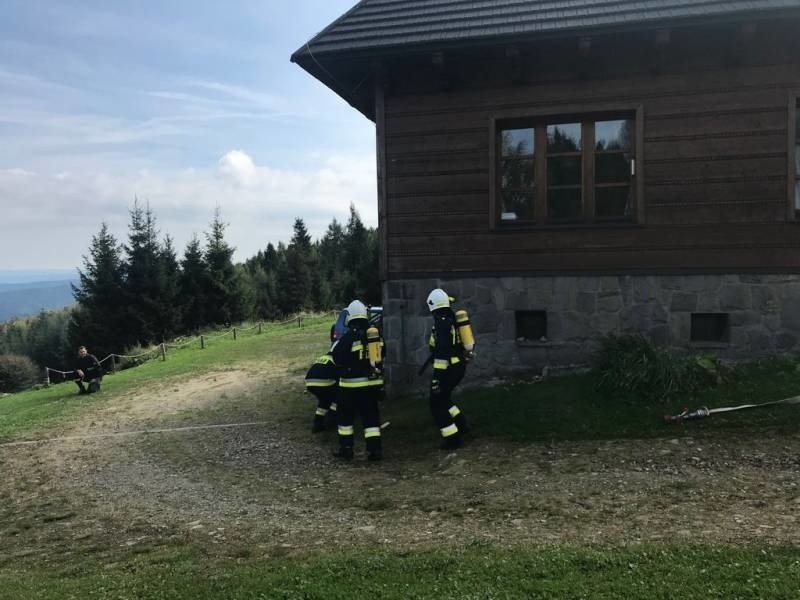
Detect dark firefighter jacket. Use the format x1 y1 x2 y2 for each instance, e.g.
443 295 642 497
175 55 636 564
75 354 103 380
304 354 338 389
429 309 465 373
331 320 384 389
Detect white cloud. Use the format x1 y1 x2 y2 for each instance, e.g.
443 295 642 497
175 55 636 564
0 151 377 269
218 149 257 186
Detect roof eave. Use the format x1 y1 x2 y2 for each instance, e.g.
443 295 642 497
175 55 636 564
291 54 375 122
296 6 800 63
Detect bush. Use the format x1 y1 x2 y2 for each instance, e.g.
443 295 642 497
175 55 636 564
0 354 41 393
592 335 728 402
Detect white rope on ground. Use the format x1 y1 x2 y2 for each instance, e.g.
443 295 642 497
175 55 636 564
0 421 273 447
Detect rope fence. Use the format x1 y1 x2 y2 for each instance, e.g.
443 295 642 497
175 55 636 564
43 311 338 387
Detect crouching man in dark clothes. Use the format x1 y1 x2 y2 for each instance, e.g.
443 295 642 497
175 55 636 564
75 346 103 394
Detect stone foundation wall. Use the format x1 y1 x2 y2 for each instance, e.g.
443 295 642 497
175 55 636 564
382 275 800 386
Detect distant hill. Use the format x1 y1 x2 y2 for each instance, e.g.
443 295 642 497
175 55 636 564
0 280 76 322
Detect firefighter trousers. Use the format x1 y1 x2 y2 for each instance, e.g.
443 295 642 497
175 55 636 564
336 386 382 454
430 362 467 443
309 386 338 431
309 386 338 417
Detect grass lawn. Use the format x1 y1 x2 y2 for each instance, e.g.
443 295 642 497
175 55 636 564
385 355 800 446
3 545 800 599
0 316 327 441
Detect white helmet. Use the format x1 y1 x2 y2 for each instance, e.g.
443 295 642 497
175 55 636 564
345 300 368 323
426 288 450 312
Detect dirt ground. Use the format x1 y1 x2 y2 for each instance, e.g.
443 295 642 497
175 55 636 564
1 361 799 568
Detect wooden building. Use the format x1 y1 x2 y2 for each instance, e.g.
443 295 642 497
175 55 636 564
293 0 800 382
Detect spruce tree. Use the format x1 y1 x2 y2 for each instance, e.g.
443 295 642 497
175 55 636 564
318 218 346 306
283 218 312 312
273 241 291 315
156 235 181 339
69 223 126 359
179 235 209 331
204 208 245 325
343 204 369 301
262 243 279 274
122 201 169 345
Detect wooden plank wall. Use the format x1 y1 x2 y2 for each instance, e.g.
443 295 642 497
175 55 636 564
382 22 800 279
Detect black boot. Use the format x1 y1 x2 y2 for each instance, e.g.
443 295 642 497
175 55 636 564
440 433 463 450
366 437 383 462
453 413 469 435
311 415 326 433
332 446 353 460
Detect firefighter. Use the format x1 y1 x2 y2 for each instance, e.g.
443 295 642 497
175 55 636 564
426 289 470 449
304 354 338 433
331 300 384 461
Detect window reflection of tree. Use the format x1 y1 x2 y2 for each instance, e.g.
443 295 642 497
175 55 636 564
500 129 535 220
595 120 634 219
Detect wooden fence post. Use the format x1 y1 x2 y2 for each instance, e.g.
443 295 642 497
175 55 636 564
111 355 117 374
200 335 205 349
258 322 262 334
160 343 166 361
44 367 50 386
233 327 237 341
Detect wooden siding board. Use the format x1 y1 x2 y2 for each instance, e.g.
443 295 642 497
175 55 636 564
385 64 800 116
387 224 800 255
388 213 487 235
387 172 488 195
387 192 487 215
388 152 487 176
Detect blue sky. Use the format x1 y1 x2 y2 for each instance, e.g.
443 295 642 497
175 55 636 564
0 0 375 270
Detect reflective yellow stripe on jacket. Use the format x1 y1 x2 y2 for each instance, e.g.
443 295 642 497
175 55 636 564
340 377 384 388
433 356 461 371
305 378 337 388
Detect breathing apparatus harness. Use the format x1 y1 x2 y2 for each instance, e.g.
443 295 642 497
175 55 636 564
418 290 475 375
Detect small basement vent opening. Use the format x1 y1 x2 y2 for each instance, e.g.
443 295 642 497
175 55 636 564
690 313 729 343
516 310 548 341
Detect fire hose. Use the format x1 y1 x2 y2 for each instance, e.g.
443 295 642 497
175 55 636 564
664 394 800 424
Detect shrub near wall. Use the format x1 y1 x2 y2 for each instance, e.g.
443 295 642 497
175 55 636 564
0 354 40 393
593 335 728 402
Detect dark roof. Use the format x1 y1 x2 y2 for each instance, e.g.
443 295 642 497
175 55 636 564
293 0 800 58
